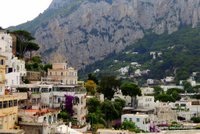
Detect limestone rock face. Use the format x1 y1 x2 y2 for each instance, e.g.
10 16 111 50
15 0 200 69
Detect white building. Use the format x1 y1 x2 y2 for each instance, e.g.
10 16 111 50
14 84 87 126
169 99 200 121
164 76 175 83
121 113 150 132
137 96 156 109
0 31 26 87
0 31 13 61
112 90 131 106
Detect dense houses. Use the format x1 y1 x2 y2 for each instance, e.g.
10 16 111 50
0 30 87 133
1 29 200 134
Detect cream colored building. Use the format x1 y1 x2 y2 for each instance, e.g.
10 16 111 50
0 55 6 95
48 63 78 85
0 95 18 129
155 103 177 124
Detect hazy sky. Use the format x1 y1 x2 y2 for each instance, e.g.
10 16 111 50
0 0 53 28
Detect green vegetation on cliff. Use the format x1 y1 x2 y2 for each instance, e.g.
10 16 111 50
80 27 200 82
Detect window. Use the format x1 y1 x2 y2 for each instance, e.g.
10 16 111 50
58 98 61 103
61 72 63 76
0 59 4 65
3 101 7 108
0 102 2 109
14 100 17 106
124 118 127 121
9 100 13 107
136 118 140 122
129 118 132 121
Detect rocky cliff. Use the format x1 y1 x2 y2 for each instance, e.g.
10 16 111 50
14 0 200 69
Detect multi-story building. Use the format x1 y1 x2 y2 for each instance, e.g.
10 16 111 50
0 55 6 95
0 95 18 129
0 30 26 87
47 63 78 85
137 95 156 109
0 30 13 62
169 99 200 121
13 84 87 126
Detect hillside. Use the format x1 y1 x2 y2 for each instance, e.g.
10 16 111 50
79 27 200 83
10 0 200 69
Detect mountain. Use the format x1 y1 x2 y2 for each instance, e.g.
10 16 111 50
80 27 200 83
12 0 200 69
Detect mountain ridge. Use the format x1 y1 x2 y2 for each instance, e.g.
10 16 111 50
11 0 200 69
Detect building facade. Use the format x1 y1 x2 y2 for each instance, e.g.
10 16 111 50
121 113 150 132
0 31 26 87
0 95 18 129
0 55 6 95
48 63 78 85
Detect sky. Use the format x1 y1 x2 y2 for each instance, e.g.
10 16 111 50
0 0 53 28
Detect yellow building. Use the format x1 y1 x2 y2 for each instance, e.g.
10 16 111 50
0 95 18 129
48 63 78 85
0 55 6 95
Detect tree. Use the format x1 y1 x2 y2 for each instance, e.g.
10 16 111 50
120 82 141 109
183 81 194 93
26 42 40 59
166 88 182 101
43 64 52 73
11 30 39 59
87 97 101 113
101 99 119 127
99 76 121 100
85 80 97 95
113 99 126 118
155 93 175 102
166 88 183 95
153 86 164 95
88 73 99 84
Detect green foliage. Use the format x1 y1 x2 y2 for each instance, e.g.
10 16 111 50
80 27 200 83
88 73 99 84
153 86 164 95
85 80 97 95
25 56 52 73
155 93 175 102
191 116 200 123
87 97 125 129
113 99 126 118
120 82 141 97
99 76 121 100
154 87 183 102
58 111 70 122
11 30 39 59
101 99 119 122
121 120 141 133
121 82 141 108
183 81 194 93
87 97 101 113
